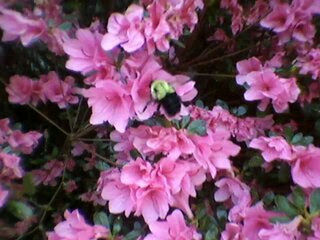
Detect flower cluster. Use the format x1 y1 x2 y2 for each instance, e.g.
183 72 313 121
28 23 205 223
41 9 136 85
47 209 110 240
0 118 42 208
6 71 79 108
236 57 300 113
260 0 320 44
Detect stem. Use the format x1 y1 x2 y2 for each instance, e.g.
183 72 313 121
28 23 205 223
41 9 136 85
27 104 69 136
76 138 112 142
190 45 253 67
192 73 235 78
93 151 120 167
73 96 83 130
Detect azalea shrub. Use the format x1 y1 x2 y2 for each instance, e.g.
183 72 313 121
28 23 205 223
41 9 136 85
2 0 320 239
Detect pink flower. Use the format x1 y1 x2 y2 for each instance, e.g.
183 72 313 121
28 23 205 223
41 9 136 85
0 185 9 208
144 1 171 53
64 180 77 193
214 177 251 222
249 136 293 162
47 209 109 240
101 4 145 53
98 169 136 217
291 145 320 188
310 217 320 239
41 72 79 108
144 210 201 240
0 118 10 144
242 202 279 240
0 152 23 179
236 57 263 85
221 223 244 240
260 3 294 33
63 29 114 75
0 8 46 46
259 216 303 240
6 75 34 105
83 80 134 133
31 159 64 186
297 48 320 80
8 130 42 154
244 70 282 103
121 157 153 188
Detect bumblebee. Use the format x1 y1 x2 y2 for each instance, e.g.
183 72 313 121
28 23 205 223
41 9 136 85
150 80 181 116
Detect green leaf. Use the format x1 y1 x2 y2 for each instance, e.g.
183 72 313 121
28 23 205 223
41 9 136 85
278 163 291 183
171 39 186 48
59 22 72 31
247 155 263 168
93 211 110 228
215 99 229 110
181 115 191 129
23 173 36 196
123 230 142 240
291 133 303 145
270 216 292 224
187 120 207 136
310 188 320 214
292 187 305 211
301 136 313 146
7 201 33 220
113 217 123 235
284 126 294 141
95 161 110 171
236 106 247 116
263 192 275 206
274 195 299 218
195 100 205 108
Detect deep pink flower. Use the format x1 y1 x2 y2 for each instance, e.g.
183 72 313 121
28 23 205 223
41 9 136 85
8 130 42 154
260 3 294 33
249 136 293 162
214 177 251 222
0 152 23 179
63 29 114 75
0 8 46 46
144 210 201 240
242 202 279 240
6 75 34 105
297 48 320 80
0 185 9 208
83 80 134 133
101 4 145 53
64 180 77 193
259 216 302 240
47 209 109 240
310 217 320 239
291 145 320 188
221 223 244 240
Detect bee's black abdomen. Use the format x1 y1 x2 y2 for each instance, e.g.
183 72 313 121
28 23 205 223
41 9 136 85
160 92 181 116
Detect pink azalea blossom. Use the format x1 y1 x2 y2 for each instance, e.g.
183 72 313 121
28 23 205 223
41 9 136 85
8 130 42 154
236 57 262 85
0 118 11 144
242 202 279 240
41 72 79 108
144 210 201 240
83 80 134 133
63 28 115 75
101 4 145 53
291 145 320 188
297 48 320 80
310 217 320 240
31 159 64 186
0 152 23 179
47 209 109 240
249 136 293 162
98 169 136 217
259 216 303 240
6 75 34 105
0 8 46 46
0 185 9 208
260 3 294 33
221 223 244 240
214 177 251 222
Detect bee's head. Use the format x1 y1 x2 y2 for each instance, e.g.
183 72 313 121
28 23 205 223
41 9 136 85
151 80 175 100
